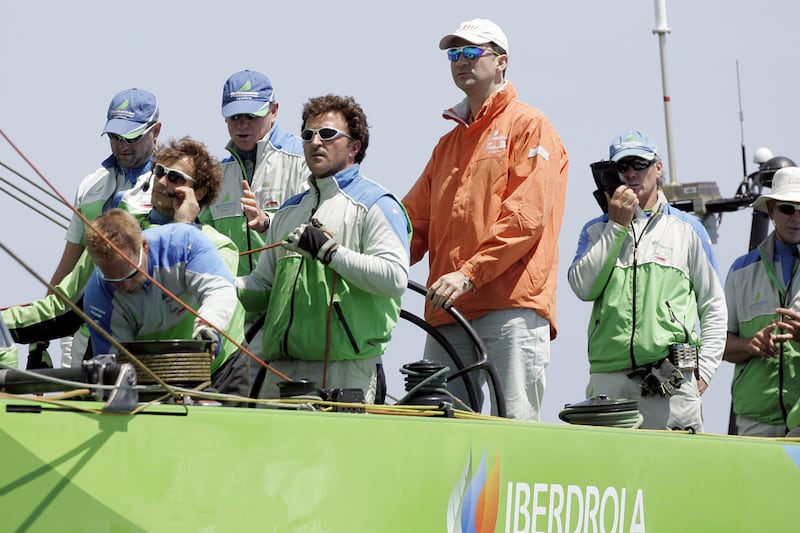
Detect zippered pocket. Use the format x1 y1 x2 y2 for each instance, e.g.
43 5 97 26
333 302 360 354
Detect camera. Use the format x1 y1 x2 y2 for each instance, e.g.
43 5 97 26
590 160 624 213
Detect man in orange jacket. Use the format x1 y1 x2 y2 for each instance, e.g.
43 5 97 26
403 19 569 421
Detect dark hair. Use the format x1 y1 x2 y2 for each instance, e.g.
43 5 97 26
155 136 223 208
301 94 369 163
489 42 507 56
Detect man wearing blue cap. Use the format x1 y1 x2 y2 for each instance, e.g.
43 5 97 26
44 88 161 367
202 69 308 277
200 70 309 385
568 130 727 432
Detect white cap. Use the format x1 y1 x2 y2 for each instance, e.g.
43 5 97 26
439 19 509 53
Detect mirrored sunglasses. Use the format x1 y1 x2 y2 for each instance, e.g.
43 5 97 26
446 45 499 62
775 202 800 216
108 123 157 145
616 158 655 173
300 127 353 142
153 163 195 185
100 248 143 283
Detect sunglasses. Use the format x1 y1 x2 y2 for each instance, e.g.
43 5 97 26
153 163 195 184
227 113 262 122
446 45 499 62
616 158 655 173
100 248 143 283
108 123 157 145
300 127 353 142
775 202 800 216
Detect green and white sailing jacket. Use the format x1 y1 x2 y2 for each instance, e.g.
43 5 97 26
568 191 727 384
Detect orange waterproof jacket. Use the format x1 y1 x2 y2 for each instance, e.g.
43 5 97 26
403 82 568 338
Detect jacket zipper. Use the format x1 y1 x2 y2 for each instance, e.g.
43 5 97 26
282 182 324 356
333 302 360 354
628 209 659 370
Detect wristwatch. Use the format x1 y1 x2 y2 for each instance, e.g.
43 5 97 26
260 211 271 233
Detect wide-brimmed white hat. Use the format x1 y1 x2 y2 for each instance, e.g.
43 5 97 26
751 166 800 212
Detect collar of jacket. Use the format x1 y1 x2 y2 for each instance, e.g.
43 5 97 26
102 153 154 185
224 128 271 162
442 80 515 127
311 163 360 194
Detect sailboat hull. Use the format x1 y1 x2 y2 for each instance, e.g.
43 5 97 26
1 399 798 532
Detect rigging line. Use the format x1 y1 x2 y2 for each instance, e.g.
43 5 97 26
0 172 70 222
0 239 180 397
0 159 66 205
0 362 143 393
0 127 292 384
239 241 283 256
0 128 81 216
0 182 68 229
239 217 336 256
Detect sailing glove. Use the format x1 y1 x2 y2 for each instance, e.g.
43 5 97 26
192 325 221 357
640 359 684 397
27 341 53 369
282 222 338 264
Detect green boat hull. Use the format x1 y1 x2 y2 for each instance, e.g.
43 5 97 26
1 399 798 532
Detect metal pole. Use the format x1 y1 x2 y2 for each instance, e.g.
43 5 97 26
653 0 678 184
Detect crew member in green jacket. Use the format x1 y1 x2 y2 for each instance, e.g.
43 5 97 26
236 95 410 403
724 166 800 436
201 70 311 385
47 88 162 367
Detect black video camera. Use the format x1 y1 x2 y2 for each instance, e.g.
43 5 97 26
590 160 624 213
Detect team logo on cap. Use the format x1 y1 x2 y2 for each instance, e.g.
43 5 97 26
231 80 259 100
110 99 135 119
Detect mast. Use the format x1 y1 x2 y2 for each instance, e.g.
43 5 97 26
653 0 678 184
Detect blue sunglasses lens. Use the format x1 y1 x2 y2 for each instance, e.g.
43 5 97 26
447 46 486 61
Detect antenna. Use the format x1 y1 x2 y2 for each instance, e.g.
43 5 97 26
653 0 678 185
736 60 747 182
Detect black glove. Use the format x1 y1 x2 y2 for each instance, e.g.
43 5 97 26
282 222 338 264
27 341 53 369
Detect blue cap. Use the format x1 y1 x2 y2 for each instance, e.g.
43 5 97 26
102 88 159 138
609 131 658 162
221 70 274 118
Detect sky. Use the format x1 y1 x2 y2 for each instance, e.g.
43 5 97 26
1 1 798 434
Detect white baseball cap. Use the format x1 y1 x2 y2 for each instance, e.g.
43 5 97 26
439 19 509 53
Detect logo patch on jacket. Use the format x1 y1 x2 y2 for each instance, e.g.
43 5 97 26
485 130 507 154
651 239 673 263
528 145 550 160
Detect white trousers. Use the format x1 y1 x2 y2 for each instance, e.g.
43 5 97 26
423 308 550 421
587 370 704 432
